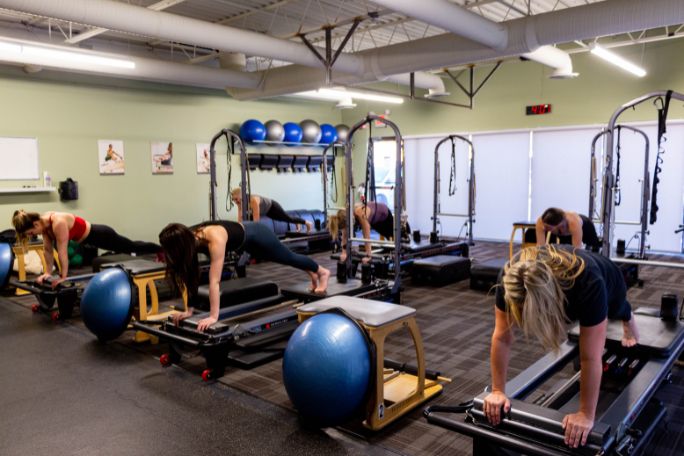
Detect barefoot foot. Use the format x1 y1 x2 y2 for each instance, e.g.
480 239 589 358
622 318 639 347
314 267 330 294
307 271 318 293
305 221 313 234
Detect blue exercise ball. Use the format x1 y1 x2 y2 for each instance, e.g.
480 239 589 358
335 124 350 143
239 119 266 144
300 119 322 144
283 312 371 427
265 120 285 143
283 122 303 145
81 268 133 341
319 124 338 144
0 242 13 288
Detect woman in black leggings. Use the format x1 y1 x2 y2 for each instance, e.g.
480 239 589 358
12 210 160 288
159 220 330 332
231 189 312 233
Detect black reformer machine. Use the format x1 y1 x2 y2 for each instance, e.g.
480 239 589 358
333 119 469 286
133 272 395 381
425 306 684 455
9 257 187 341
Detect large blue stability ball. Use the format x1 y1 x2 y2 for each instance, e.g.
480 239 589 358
81 268 133 341
0 242 13 288
283 122 303 144
300 119 322 144
239 119 266 144
264 120 285 142
335 124 350 143
283 312 371 427
319 124 338 144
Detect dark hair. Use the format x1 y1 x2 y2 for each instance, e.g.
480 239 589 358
159 223 199 304
541 207 565 226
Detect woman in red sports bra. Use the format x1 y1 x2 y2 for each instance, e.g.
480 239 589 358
12 210 160 287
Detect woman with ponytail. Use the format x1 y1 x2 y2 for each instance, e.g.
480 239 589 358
484 245 639 449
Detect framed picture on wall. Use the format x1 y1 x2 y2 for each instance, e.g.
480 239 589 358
97 139 125 175
151 141 174 174
196 143 210 174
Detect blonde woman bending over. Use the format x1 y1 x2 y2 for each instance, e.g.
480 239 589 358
484 245 639 449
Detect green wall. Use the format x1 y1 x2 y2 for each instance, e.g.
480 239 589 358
2 37 683 244
0 72 341 243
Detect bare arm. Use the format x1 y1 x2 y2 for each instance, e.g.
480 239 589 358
562 319 607 448
51 218 70 280
41 235 55 279
340 226 349 262
535 217 547 246
251 196 260 222
197 227 227 332
569 215 583 248
485 307 515 426
357 207 373 257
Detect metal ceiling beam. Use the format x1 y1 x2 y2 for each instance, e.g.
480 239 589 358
64 0 187 44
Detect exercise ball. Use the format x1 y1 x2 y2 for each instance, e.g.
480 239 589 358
265 120 285 142
80 268 133 341
335 124 350 143
239 119 266 144
300 119 322 144
283 122 303 145
319 124 338 144
0 242 13 288
283 312 371 427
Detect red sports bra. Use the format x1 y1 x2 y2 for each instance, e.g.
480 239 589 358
69 216 87 240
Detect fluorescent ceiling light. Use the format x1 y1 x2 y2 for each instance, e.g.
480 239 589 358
294 87 404 105
590 44 646 77
0 38 135 71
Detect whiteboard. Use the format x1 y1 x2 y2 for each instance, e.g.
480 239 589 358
0 137 39 180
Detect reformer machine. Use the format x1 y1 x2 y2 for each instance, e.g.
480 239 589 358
600 90 684 263
133 273 395 381
425 307 684 455
432 134 476 246
589 125 650 259
334 120 469 287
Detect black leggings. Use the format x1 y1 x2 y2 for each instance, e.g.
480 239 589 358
265 201 306 225
242 222 318 273
82 224 160 255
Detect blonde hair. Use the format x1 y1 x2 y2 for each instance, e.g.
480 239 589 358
501 245 585 351
328 209 347 239
230 188 241 199
11 209 41 247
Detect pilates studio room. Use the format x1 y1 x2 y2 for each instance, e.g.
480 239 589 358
1 1 684 455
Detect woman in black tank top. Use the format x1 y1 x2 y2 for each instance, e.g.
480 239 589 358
535 207 600 251
159 221 330 332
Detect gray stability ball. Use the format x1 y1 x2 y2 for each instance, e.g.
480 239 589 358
265 120 285 142
300 119 322 144
335 124 350 143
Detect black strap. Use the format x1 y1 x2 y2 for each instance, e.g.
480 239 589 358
449 137 457 196
364 124 377 207
614 126 622 206
650 90 673 224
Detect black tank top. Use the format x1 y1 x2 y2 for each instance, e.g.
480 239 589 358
191 220 245 252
